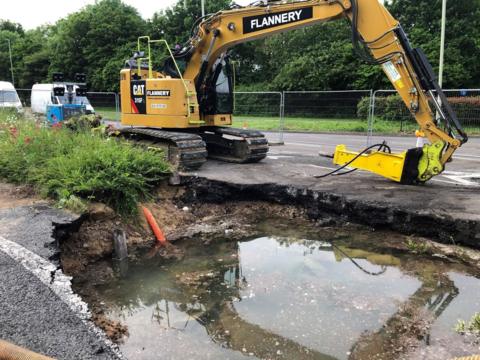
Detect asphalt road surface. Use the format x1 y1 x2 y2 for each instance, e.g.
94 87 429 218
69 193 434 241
265 132 480 187
0 205 120 360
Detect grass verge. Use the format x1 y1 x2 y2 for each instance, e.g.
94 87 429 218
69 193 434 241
0 110 170 216
95 106 119 121
233 115 480 134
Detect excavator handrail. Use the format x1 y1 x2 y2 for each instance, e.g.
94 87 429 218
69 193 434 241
136 36 202 123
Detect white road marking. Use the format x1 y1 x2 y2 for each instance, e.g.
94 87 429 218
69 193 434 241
431 178 462 186
267 155 294 160
306 164 338 171
286 142 323 148
453 156 480 162
0 235 89 318
441 171 480 186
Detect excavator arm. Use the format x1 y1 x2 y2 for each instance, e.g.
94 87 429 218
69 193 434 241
176 0 467 184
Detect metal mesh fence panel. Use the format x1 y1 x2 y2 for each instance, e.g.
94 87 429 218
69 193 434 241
87 92 119 121
441 89 480 131
234 91 283 143
369 89 480 141
283 90 372 133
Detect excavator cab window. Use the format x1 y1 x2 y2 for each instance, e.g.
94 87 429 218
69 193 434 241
214 58 233 114
203 57 234 115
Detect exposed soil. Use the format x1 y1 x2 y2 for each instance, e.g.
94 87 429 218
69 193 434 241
0 182 44 209
60 183 309 276
91 312 129 344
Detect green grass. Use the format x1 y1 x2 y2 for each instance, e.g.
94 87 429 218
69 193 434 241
233 115 480 134
455 313 480 335
233 116 415 133
0 110 170 216
95 106 119 121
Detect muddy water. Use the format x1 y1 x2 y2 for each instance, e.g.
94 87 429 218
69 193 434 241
95 224 480 360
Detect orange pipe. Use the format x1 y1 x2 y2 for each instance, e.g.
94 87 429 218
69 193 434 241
142 207 168 246
0 340 54 360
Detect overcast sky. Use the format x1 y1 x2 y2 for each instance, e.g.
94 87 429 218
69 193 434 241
2 0 254 30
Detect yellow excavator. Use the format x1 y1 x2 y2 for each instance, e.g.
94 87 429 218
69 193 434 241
119 0 468 184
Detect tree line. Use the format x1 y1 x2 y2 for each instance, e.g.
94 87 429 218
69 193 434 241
1 0 479 92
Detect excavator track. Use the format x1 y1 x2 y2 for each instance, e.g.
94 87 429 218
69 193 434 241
198 127 269 163
118 128 207 171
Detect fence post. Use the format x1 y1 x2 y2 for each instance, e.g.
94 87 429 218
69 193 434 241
366 89 374 146
278 91 285 145
115 93 120 121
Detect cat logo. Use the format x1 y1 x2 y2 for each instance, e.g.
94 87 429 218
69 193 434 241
132 84 145 96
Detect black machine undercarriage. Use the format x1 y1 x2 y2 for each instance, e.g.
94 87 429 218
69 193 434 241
118 127 269 171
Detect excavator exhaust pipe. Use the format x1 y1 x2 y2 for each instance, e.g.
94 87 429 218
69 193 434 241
0 340 54 360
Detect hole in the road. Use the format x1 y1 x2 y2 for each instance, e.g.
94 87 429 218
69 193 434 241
70 218 480 360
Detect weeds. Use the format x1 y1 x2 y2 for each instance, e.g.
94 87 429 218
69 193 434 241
0 114 170 216
455 313 480 336
405 237 430 254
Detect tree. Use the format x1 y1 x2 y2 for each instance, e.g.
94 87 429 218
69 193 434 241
0 20 24 35
12 26 53 88
3 0 479 92
148 0 232 45
0 21 23 84
387 0 480 88
49 0 147 91
235 0 480 91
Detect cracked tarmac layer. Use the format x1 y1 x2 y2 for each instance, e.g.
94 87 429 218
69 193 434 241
181 156 480 248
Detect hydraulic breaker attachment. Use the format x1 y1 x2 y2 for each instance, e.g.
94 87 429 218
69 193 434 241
333 145 409 183
333 142 445 184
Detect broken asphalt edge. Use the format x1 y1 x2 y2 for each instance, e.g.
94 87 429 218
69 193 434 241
180 176 480 249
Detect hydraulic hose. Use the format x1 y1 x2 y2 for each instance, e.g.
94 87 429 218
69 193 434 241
314 142 391 179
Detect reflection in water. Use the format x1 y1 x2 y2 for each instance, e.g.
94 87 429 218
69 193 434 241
96 233 480 360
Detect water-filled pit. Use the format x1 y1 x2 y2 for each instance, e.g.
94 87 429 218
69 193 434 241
81 220 480 360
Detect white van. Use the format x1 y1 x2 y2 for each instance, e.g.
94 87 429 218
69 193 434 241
31 83 95 114
0 81 23 112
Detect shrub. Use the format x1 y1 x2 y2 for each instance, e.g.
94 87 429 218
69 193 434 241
0 118 170 216
358 94 480 127
447 97 480 126
357 97 371 119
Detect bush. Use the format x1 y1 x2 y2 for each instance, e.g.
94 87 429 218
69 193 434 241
0 118 170 216
357 97 371 119
365 95 410 121
358 94 480 127
447 97 480 126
